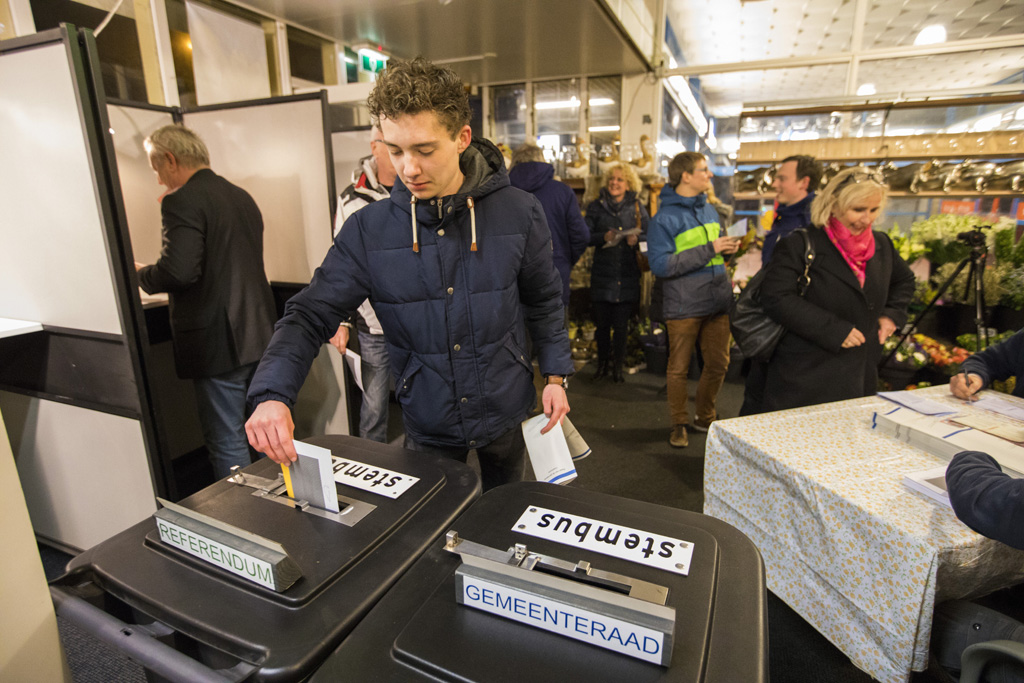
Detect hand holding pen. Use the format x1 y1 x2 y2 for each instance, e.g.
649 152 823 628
950 369 984 401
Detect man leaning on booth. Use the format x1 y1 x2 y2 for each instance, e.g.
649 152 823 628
136 125 277 480
244 57 573 491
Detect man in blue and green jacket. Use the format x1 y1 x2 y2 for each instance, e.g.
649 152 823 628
649 152 741 448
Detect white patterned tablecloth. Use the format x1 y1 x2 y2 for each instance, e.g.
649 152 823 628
704 386 1024 683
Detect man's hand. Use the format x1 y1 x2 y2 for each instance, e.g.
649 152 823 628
877 316 898 344
712 236 741 255
950 372 985 400
539 384 570 435
245 400 297 464
604 230 617 244
135 261 146 272
841 327 866 349
329 325 349 355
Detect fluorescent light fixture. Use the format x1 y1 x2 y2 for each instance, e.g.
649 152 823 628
588 98 615 106
588 125 621 132
666 75 709 137
535 97 580 110
856 83 876 96
656 140 687 158
914 25 947 46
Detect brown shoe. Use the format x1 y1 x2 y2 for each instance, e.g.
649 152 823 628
691 417 716 433
669 424 688 448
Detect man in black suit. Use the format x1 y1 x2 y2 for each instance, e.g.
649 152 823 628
136 124 276 479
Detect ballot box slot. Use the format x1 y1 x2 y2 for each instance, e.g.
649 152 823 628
227 466 376 527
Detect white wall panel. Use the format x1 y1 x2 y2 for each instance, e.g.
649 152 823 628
0 42 122 335
186 1 271 106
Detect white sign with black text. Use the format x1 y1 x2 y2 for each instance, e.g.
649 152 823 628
331 456 419 499
460 575 667 664
512 506 694 575
156 518 277 590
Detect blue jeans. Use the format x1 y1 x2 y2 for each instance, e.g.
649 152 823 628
357 330 391 443
193 362 257 479
404 425 525 492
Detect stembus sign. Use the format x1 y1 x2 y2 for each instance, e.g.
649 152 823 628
331 456 419 499
512 506 694 575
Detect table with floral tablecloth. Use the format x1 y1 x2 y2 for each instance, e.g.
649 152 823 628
704 386 1024 683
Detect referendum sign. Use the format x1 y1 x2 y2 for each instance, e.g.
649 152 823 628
513 506 694 575
157 518 276 590
460 574 667 665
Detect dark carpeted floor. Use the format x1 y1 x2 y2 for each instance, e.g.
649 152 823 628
40 363 951 682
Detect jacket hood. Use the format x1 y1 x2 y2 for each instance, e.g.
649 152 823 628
659 184 707 210
508 161 554 193
389 137 510 253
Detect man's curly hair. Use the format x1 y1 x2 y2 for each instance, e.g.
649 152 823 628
366 57 471 138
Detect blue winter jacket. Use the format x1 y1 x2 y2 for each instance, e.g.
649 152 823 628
248 138 573 449
961 328 1024 399
508 161 590 305
946 450 1024 550
762 192 814 265
648 186 732 319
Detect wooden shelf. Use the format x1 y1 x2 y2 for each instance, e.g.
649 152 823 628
737 131 1024 164
734 191 1022 201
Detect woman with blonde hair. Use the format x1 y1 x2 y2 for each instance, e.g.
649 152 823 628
759 166 915 410
585 161 649 382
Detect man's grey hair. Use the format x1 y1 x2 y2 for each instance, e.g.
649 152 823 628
510 143 546 167
145 124 210 168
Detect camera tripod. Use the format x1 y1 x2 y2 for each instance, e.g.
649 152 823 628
883 226 989 366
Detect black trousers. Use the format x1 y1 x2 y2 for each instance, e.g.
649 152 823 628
404 425 525 492
592 300 633 368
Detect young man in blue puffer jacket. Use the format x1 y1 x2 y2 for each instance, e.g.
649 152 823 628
245 57 573 490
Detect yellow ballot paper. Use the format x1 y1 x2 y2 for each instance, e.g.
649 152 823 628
521 414 577 485
281 463 295 498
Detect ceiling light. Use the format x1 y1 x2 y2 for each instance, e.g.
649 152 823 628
588 125 621 132
856 83 876 96
535 97 580 110
588 98 615 107
914 25 946 46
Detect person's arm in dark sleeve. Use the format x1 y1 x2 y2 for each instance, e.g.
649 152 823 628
638 204 650 243
585 201 607 248
761 230 781 267
137 195 205 294
518 199 573 377
879 232 916 328
946 450 1024 550
760 231 853 352
247 213 371 408
961 329 1024 390
565 189 590 265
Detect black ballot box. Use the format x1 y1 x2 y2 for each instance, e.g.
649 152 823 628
49 435 480 683
311 481 768 682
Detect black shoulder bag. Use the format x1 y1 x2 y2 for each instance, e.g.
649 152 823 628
729 229 815 362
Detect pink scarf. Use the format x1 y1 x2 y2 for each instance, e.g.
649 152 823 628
825 215 875 287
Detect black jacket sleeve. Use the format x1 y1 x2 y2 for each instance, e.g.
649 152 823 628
946 450 1024 550
137 192 205 294
961 329 1024 390
879 233 915 328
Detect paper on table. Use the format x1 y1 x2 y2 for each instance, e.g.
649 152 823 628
290 441 339 512
343 349 363 391
879 391 959 416
973 394 1024 422
727 218 748 239
521 415 577 485
902 465 951 508
953 413 1024 444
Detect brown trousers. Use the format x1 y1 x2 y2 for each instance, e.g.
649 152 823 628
666 314 731 426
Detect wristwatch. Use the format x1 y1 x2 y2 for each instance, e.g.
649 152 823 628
545 374 568 391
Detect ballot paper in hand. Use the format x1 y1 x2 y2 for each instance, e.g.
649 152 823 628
522 414 577 485
727 218 748 239
343 349 363 391
290 441 340 512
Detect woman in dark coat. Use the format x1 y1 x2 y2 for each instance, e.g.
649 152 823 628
585 162 649 382
760 166 915 411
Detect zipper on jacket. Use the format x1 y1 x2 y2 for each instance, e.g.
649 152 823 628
438 198 443 220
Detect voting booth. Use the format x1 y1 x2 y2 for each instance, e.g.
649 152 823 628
49 435 480 682
312 482 768 682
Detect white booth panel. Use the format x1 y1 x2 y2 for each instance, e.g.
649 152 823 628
332 130 374 200
2 392 157 551
107 105 175 265
186 1 271 107
0 42 122 335
185 99 334 283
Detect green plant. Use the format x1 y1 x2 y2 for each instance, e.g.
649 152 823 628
908 214 1014 266
998 265 1024 311
886 224 927 263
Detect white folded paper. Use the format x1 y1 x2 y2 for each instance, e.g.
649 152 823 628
343 349 363 391
522 415 577 485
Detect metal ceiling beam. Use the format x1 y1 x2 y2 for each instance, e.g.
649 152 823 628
663 33 1024 77
741 87 1024 117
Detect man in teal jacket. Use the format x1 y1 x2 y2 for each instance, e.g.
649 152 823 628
648 152 740 448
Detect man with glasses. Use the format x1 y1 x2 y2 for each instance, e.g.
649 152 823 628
649 152 741 448
328 127 397 443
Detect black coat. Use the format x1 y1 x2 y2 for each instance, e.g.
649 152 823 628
760 226 915 411
138 169 277 379
585 189 649 303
